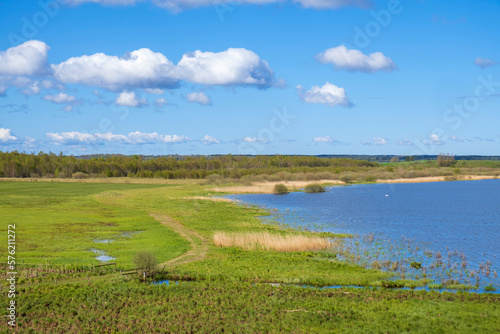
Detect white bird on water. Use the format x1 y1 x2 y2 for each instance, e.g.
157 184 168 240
385 194 389 197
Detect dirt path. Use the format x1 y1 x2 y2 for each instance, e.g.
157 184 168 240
149 213 208 267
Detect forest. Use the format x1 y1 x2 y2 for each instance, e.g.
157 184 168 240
0 151 377 179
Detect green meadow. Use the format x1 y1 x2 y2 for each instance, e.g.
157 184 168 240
1 179 499 332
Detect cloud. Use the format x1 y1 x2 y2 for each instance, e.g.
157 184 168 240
316 45 397 73
185 92 211 106
474 57 498 69
52 46 277 91
0 128 18 142
397 139 413 146
154 97 168 107
313 136 334 143
62 0 143 5
422 134 444 145
0 40 50 76
174 48 276 87
144 88 165 94
243 136 268 143
52 48 178 91
46 131 190 145
43 92 77 104
297 82 351 107
115 91 148 107
362 137 389 145
63 0 371 11
201 135 220 144
293 0 371 10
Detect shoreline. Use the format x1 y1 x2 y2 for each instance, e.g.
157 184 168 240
212 175 497 194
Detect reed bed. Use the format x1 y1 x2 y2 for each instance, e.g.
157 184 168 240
213 232 333 252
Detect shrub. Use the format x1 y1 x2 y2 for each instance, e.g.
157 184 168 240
410 262 422 269
404 170 419 179
364 175 377 183
133 251 157 275
390 156 400 163
273 184 289 195
304 183 325 193
72 172 89 179
339 174 354 184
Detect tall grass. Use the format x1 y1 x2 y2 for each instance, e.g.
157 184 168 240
213 232 332 252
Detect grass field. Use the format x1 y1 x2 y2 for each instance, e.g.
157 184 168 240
1 178 499 332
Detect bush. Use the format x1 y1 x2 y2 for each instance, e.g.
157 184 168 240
339 174 354 184
273 184 289 195
304 183 325 193
364 175 377 183
133 251 157 275
72 172 89 179
390 156 400 163
404 170 419 179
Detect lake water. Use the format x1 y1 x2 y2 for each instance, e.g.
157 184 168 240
227 179 500 291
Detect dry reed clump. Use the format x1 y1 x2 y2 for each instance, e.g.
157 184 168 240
213 232 333 252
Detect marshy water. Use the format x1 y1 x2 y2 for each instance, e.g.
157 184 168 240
227 179 500 292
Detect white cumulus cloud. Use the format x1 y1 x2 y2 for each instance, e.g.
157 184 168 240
52 48 178 91
201 135 220 144
0 128 18 142
43 92 77 104
47 131 190 145
174 48 276 87
316 45 397 73
297 82 351 107
0 40 50 76
115 91 148 107
186 92 211 106
52 47 277 91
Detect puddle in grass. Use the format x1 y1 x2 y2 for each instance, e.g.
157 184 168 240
120 231 142 238
94 239 113 244
90 248 116 262
152 280 180 286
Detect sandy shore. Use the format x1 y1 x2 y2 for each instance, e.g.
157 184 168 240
212 180 343 194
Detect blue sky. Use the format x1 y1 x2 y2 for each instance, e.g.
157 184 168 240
0 0 499 155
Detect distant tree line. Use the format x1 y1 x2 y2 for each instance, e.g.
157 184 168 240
0 151 378 179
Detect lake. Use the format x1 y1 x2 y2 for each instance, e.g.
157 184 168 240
227 179 500 291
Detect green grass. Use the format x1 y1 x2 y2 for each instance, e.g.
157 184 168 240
0 182 189 267
2 179 499 332
3 280 499 333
